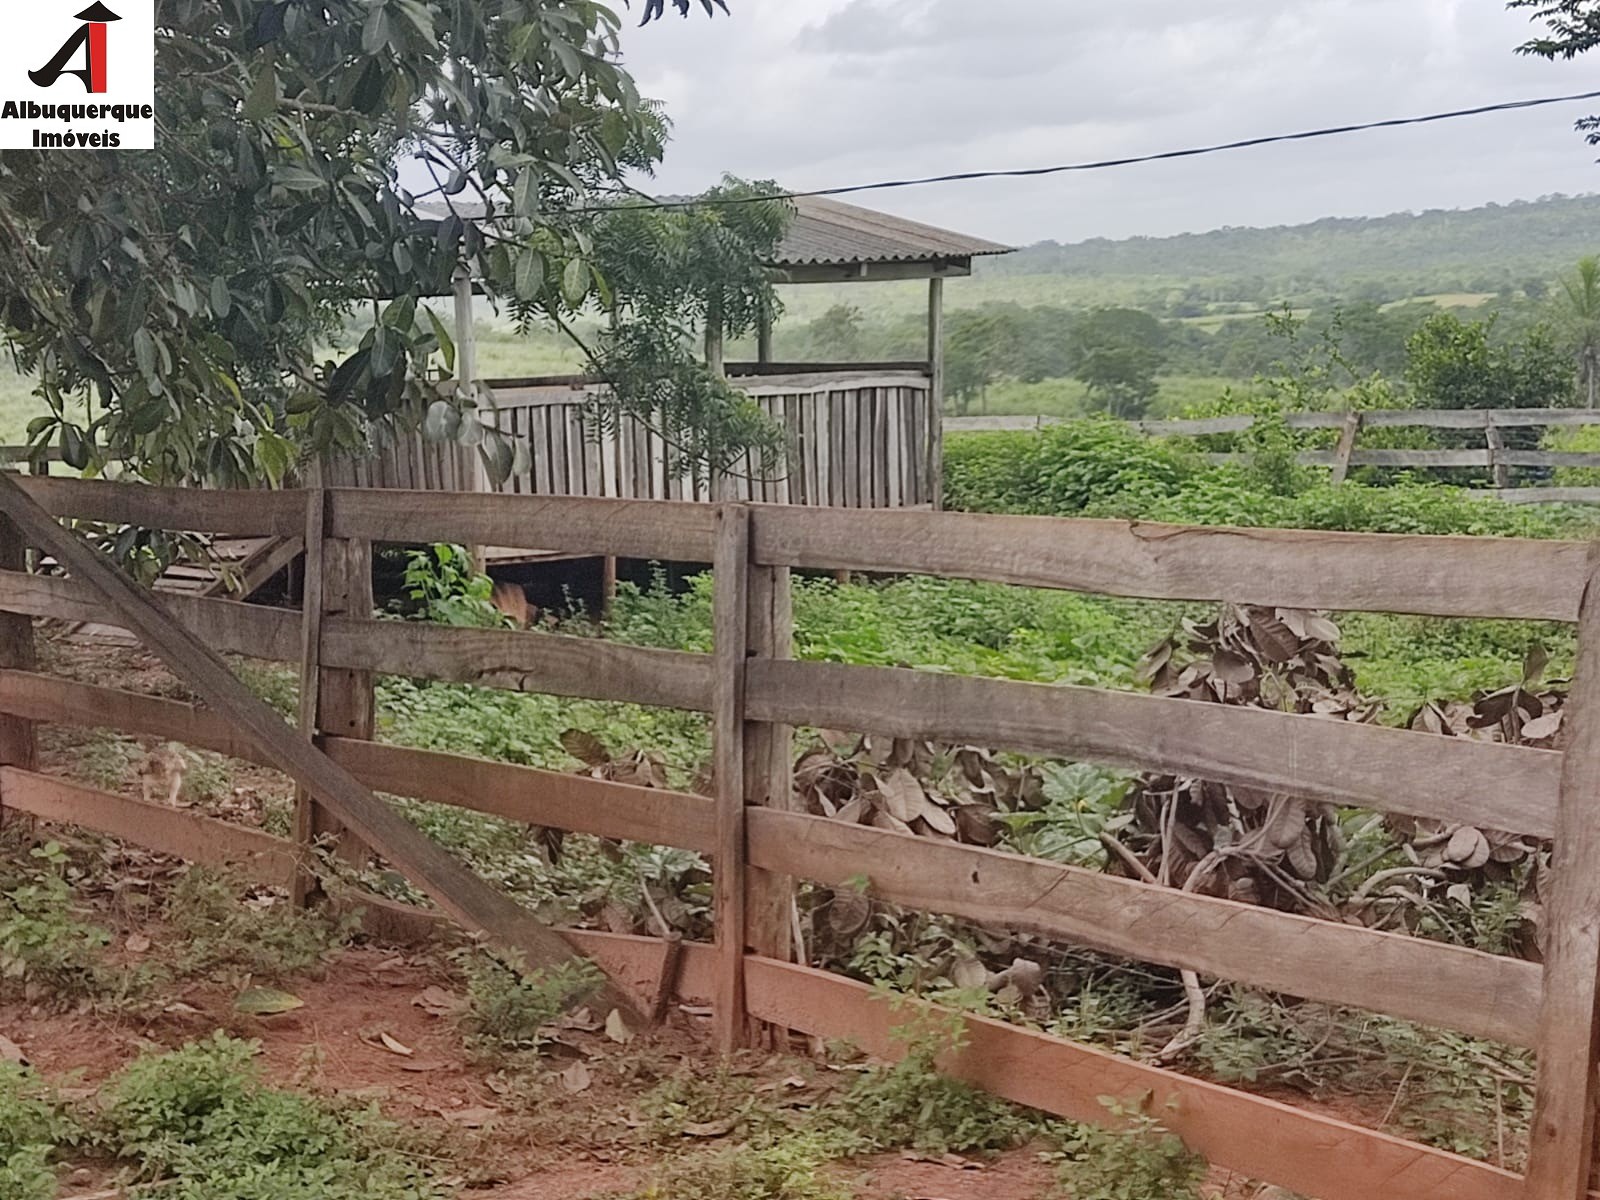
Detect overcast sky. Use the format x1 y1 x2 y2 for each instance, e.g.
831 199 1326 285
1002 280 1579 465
613 0 1600 246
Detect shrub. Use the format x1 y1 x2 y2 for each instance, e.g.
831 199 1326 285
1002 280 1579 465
166 868 358 983
102 1032 447 1200
1052 1097 1208 1200
632 1135 850 1200
0 1063 80 1200
455 948 603 1057
0 841 129 1006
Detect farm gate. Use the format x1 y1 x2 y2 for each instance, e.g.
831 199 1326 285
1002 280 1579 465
0 472 1596 1199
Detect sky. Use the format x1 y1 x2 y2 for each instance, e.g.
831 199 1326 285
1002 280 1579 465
613 0 1600 247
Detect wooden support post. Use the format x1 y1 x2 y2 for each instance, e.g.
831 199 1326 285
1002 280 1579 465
711 503 751 1053
743 562 795 1044
1486 421 1510 491
1329 410 1363 486
0 470 641 1018
0 512 36 823
927 276 945 510
705 290 726 379
291 480 327 905
757 304 774 365
313 532 375 865
1524 548 1600 1199
601 555 618 623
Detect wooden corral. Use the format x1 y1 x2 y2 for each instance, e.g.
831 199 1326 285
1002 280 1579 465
324 364 939 510
2 476 1600 1197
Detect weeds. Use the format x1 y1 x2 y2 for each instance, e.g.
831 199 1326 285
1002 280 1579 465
455 947 604 1057
165 868 358 983
0 841 137 1007
1050 1096 1208 1200
832 1007 1040 1157
102 1032 449 1200
630 1135 851 1200
0 1063 81 1200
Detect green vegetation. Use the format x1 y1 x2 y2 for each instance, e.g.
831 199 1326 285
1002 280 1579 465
165 868 358 983
454 950 604 1058
1051 1098 1209 1200
0 840 131 1008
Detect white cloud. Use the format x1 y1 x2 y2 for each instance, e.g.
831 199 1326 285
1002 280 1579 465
616 0 1600 244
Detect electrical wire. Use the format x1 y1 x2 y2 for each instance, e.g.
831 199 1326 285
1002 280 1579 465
621 88 1600 211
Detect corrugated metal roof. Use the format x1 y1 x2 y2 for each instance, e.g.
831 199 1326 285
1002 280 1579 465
771 196 1012 268
417 194 1013 270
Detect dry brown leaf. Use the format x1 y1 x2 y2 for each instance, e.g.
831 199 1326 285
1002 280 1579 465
125 933 152 954
561 1061 593 1093
378 1032 414 1057
877 768 926 824
605 1009 635 1044
413 987 465 1017
0 1034 26 1065
560 729 611 768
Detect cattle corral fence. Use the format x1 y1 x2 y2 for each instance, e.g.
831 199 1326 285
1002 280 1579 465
0 475 1597 1199
947 405 1600 500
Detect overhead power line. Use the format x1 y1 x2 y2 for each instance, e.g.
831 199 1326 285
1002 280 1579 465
633 88 1600 210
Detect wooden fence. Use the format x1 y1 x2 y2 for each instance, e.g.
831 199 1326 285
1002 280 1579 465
2 476 1600 1198
946 406 1600 501
328 366 939 509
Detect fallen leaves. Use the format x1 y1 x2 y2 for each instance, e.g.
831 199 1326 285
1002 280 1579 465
234 987 303 1016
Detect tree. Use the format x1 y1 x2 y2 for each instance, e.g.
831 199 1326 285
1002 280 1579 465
1558 256 1600 405
1068 307 1167 419
806 305 867 360
0 0 737 487
1510 1 1600 145
1404 312 1576 435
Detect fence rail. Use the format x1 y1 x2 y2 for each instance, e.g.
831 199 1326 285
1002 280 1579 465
0 474 1598 1200
945 406 1600 503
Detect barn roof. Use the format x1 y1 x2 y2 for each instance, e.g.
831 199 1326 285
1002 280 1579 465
771 196 1012 270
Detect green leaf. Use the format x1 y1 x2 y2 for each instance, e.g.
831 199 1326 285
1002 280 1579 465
561 258 589 306
210 276 232 319
273 167 325 193
59 424 89 471
425 307 456 374
253 431 295 487
132 328 157 381
424 399 461 441
514 250 544 301
242 50 278 122
361 6 393 55
235 986 304 1015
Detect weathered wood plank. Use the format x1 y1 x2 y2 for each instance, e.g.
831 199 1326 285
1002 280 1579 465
0 568 301 660
323 738 716 853
1476 488 1600 506
0 669 274 763
292 486 328 904
712 504 751 1052
743 958 1528 1200
1523 552 1600 1198
0 518 35 784
744 565 796 988
13 477 307 535
745 660 1560 837
0 669 717 853
746 810 1539 1044
322 617 713 712
0 471 639 1016
749 507 1590 621
2 767 297 886
327 490 716 560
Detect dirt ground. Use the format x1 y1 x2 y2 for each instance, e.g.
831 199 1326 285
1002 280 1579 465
1 942 1071 1199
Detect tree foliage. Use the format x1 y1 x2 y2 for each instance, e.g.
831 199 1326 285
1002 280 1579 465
1558 255 1600 404
0 0 740 487
1068 307 1168 418
1404 312 1575 412
1510 1 1600 144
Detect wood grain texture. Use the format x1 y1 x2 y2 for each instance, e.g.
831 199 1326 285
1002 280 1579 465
322 617 714 712
327 489 715 561
0 670 275 764
711 504 751 1052
0 519 36 780
746 660 1562 838
323 738 716 853
0 471 639 1017
2 767 297 886
746 809 1540 1044
13 476 307 535
0 569 301 660
744 566 796 972
743 958 1529 1200
1523 553 1600 1199
292 487 328 904
749 507 1590 621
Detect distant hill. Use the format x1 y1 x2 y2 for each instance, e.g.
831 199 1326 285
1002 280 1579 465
981 193 1600 298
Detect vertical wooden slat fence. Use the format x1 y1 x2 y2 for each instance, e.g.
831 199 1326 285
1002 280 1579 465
8 476 1600 1197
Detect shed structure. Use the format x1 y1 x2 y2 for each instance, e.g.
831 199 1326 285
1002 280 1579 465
330 197 1011 524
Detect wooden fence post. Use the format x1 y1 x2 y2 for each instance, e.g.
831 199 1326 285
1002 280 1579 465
291 482 327 905
1523 548 1600 1199
0 512 36 824
1486 421 1511 491
1329 411 1363 486
712 502 751 1053
301 481 375 875
744 560 795 1044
